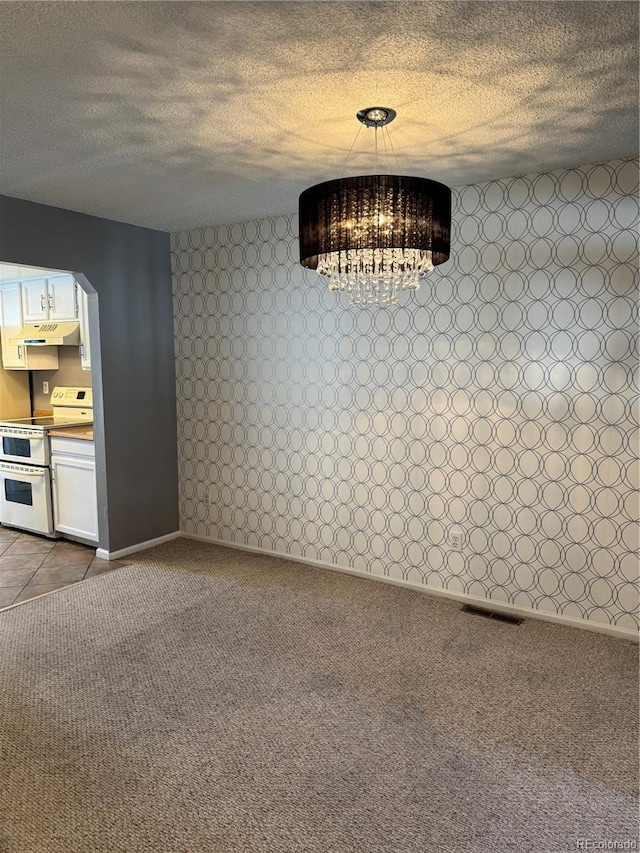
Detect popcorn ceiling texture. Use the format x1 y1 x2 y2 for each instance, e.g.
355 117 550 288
0 2 638 229
171 158 639 634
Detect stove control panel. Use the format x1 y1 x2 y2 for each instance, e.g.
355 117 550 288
50 387 93 408
0 426 43 437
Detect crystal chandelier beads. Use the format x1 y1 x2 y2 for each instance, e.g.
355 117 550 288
316 248 433 306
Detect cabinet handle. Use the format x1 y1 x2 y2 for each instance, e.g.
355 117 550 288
48 293 53 310
79 344 85 359
40 295 45 310
17 345 22 361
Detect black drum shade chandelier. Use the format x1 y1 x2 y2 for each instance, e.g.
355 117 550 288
299 107 451 308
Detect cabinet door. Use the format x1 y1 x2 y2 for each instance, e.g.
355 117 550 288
77 283 91 370
21 278 48 322
47 274 78 321
0 283 27 369
51 454 98 542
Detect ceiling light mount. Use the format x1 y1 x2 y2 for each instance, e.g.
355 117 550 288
356 106 396 128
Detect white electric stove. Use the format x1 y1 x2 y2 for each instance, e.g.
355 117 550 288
0 386 93 536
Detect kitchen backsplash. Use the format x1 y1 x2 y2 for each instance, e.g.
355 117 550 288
31 346 90 410
171 158 639 633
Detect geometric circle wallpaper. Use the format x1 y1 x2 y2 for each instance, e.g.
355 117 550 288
172 158 639 631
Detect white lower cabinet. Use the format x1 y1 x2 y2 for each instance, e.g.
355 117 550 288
50 437 98 543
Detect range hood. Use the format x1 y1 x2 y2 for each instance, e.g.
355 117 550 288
10 321 81 346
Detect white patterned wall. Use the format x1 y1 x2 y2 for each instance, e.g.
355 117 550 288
171 159 639 633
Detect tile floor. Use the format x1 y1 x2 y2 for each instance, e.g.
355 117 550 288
0 526 125 609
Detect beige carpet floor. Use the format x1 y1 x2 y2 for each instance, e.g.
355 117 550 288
0 537 637 853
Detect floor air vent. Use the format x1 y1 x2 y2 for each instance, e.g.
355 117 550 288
461 604 523 625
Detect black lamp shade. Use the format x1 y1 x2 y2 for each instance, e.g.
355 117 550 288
299 174 451 271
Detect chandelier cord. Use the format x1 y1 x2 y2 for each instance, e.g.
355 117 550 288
381 125 392 174
341 110 398 175
340 122 364 170
385 124 401 172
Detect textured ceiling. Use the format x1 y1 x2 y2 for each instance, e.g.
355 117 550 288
0 1 638 231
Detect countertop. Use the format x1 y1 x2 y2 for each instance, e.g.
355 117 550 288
48 425 94 441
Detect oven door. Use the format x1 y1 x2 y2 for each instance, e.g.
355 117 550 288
0 462 54 536
0 429 48 466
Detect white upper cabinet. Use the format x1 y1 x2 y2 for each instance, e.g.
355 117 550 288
0 282 27 368
21 274 78 323
0 282 59 370
77 283 91 371
48 275 78 321
21 278 49 322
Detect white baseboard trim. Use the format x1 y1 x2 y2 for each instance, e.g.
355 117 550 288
96 531 181 561
182 531 639 644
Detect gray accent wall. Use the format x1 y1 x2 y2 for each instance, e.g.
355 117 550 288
0 194 179 552
172 158 639 634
